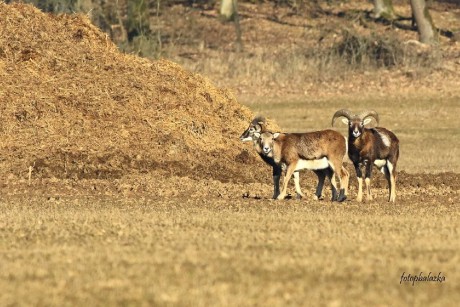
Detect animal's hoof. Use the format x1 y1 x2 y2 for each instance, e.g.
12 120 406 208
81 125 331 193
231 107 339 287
277 194 286 200
313 194 324 201
337 189 347 202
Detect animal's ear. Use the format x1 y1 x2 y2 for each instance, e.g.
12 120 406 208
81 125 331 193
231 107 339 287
253 132 261 139
273 132 280 139
341 118 349 125
363 118 372 126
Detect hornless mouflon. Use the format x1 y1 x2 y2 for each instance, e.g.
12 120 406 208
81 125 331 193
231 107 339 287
254 129 349 202
240 116 337 200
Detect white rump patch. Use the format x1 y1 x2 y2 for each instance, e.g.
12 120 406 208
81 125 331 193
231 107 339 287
377 131 391 147
295 158 329 171
374 159 387 174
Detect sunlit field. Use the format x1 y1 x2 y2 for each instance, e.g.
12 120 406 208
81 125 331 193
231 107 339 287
1 194 459 306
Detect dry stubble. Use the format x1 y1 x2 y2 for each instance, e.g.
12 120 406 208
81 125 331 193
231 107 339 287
1 194 459 306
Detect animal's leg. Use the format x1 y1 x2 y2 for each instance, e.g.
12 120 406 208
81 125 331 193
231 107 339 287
293 171 304 199
272 165 282 199
364 160 373 201
313 169 327 200
277 162 297 200
383 164 392 201
327 162 339 201
387 160 396 202
354 162 363 202
337 166 349 202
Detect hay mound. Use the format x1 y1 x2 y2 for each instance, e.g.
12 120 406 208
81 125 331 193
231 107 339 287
0 3 269 183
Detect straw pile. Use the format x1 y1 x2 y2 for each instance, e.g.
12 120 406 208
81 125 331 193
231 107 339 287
0 3 274 183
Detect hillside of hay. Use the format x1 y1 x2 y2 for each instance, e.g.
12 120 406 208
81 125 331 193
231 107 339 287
0 3 275 183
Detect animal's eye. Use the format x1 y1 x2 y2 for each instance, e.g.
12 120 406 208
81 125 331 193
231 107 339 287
249 127 254 132
360 123 364 127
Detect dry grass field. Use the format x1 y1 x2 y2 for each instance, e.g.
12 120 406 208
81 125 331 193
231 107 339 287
1 193 459 306
1 1 459 306
0 95 459 306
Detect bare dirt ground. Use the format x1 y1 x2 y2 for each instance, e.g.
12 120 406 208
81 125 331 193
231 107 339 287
0 1 459 306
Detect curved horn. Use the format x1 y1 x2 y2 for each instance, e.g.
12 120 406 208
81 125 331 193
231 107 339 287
252 115 266 125
332 109 353 126
359 110 379 125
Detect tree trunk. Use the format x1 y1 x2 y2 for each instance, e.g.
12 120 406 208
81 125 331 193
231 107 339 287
410 0 438 45
372 0 396 20
232 0 243 52
220 0 235 21
219 0 243 51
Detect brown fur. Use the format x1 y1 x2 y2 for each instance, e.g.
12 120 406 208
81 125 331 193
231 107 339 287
272 130 346 165
258 130 349 201
350 127 399 166
240 117 336 200
346 118 400 202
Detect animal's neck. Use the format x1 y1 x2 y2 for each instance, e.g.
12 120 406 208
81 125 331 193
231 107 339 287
348 134 358 142
349 131 366 148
